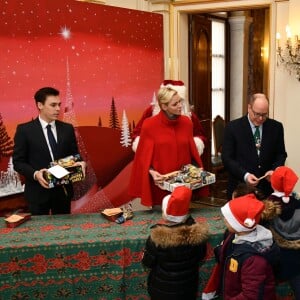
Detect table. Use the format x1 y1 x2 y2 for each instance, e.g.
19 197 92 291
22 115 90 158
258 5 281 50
0 208 294 299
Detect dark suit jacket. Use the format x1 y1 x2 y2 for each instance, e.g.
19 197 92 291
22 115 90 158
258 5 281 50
221 115 287 198
13 118 79 207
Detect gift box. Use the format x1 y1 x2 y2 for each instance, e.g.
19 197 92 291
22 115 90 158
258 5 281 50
101 208 123 222
161 164 216 192
4 213 31 228
44 154 84 188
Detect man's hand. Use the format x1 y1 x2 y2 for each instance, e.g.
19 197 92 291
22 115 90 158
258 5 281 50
35 168 50 189
74 161 87 178
264 170 273 182
246 173 259 186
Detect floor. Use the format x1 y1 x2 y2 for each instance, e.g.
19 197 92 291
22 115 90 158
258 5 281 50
131 198 151 211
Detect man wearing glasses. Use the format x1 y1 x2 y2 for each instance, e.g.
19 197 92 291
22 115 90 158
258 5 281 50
222 93 287 199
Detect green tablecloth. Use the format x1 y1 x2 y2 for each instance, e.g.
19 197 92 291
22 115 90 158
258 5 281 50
0 208 294 299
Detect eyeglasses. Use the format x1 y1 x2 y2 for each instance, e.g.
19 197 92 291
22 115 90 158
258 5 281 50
251 108 268 119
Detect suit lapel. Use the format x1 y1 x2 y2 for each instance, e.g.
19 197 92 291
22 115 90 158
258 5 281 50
241 116 259 156
260 119 270 157
55 121 63 159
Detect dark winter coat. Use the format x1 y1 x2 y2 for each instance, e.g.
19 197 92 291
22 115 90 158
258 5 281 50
265 193 300 281
142 216 209 300
215 231 279 300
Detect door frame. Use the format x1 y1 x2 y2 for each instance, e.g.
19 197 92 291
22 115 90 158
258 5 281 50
188 15 212 170
168 0 277 118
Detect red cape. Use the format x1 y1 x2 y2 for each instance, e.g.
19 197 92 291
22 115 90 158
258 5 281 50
129 111 207 206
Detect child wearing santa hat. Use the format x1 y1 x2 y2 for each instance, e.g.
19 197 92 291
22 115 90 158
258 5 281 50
131 79 207 156
262 166 300 299
203 194 279 300
142 186 209 300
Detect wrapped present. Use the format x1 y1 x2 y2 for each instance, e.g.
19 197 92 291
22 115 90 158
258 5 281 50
4 213 31 228
115 203 134 224
44 154 84 188
101 208 123 221
101 203 134 223
161 164 216 192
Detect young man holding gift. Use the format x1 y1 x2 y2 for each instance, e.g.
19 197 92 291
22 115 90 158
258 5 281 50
13 87 85 215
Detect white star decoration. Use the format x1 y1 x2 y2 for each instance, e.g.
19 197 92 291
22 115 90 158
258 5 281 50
59 26 71 40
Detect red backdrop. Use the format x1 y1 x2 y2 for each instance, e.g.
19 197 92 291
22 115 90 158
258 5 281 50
0 0 164 212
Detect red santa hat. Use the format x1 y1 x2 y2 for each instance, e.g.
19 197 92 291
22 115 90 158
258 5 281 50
221 194 265 232
160 79 187 100
271 166 298 203
162 186 192 223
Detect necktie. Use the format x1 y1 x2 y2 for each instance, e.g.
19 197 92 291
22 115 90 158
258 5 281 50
253 126 261 154
46 124 58 160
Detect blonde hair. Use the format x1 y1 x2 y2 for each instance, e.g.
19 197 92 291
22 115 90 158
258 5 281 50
157 87 178 108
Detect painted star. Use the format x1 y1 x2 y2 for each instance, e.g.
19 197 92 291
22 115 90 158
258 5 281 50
59 26 71 40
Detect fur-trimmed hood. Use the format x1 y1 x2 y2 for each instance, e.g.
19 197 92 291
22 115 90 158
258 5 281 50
271 228 300 250
150 216 209 248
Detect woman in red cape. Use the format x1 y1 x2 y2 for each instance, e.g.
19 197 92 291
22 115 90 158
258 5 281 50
129 86 208 207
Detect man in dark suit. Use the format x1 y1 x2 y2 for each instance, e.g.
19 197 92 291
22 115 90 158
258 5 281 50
13 87 85 215
222 93 287 199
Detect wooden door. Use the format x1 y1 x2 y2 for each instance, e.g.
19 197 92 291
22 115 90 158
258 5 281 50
189 15 212 171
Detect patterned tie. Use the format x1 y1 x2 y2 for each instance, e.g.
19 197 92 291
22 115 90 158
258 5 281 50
253 126 261 154
46 124 58 160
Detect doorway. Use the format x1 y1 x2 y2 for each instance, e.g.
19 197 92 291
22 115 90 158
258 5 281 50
189 14 228 171
188 9 269 172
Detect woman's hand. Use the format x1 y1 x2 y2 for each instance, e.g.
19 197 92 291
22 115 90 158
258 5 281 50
149 169 165 186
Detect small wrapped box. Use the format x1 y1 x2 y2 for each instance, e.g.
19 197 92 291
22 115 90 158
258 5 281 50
161 164 216 192
101 208 123 222
44 154 84 188
4 213 31 228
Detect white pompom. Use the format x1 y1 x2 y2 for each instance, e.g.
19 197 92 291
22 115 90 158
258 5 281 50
244 218 255 228
193 137 205 156
282 196 290 203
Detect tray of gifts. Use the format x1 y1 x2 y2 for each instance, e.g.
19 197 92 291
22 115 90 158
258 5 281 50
43 154 84 188
160 164 216 192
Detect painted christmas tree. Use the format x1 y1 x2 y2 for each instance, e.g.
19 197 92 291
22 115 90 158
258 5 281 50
120 110 132 147
63 57 77 126
109 97 120 130
62 57 97 199
0 113 13 161
151 91 159 115
98 116 102 127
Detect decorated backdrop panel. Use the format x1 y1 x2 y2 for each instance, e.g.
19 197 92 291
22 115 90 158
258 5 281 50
0 0 164 212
